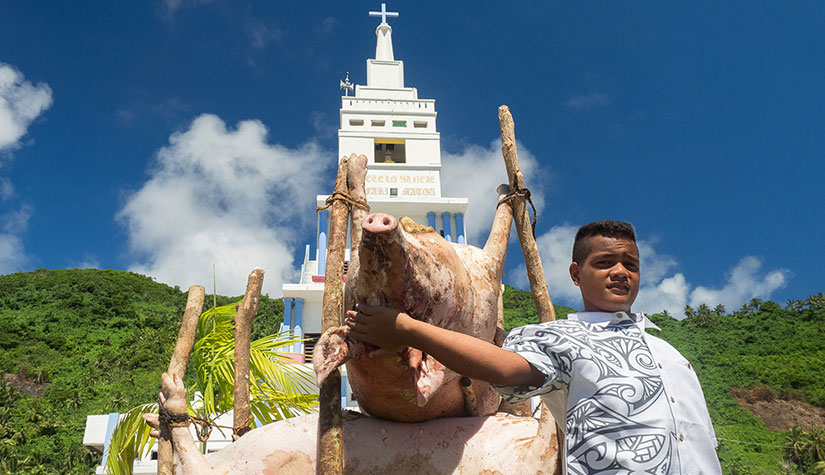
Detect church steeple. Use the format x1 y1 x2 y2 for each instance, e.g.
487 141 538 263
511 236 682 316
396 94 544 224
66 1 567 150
369 3 399 61
375 25 394 61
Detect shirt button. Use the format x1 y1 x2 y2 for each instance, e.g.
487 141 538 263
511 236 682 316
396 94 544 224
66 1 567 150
658 363 663 369
670 396 676 403
679 434 685 441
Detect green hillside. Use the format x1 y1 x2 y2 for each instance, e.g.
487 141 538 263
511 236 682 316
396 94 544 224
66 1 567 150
0 270 822 473
0 269 284 474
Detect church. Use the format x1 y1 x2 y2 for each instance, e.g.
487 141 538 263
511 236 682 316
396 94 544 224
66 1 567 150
279 3 469 403
83 5 473 472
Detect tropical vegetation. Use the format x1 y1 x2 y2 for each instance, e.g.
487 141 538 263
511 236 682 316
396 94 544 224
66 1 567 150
0 270 822 473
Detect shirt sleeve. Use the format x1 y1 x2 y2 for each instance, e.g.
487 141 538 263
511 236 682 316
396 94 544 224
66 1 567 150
493 322 574 403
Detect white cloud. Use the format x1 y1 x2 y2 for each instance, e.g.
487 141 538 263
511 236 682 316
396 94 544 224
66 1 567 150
511 223 581 304
0 205 32 274
0 63 50 274
564 91 610 112
441 139 545 245
689 257 789 311
117 113 331 296
0 177 14 201
513 224 789 318
0 63 52 153
635 273 689 317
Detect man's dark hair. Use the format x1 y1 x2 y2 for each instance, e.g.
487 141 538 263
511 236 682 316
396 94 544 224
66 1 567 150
572 220 636 264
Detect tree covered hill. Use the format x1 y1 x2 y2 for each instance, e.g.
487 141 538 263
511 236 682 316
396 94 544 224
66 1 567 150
0 270 822 474
0 268 284 474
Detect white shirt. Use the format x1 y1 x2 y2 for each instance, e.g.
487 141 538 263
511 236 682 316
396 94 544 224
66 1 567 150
495 312 721 474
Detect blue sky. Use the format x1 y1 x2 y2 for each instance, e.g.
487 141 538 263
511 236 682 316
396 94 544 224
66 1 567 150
1 1 823 315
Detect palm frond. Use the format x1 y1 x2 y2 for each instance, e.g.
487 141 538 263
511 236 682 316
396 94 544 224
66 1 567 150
104 403 157 475
104 302 319 472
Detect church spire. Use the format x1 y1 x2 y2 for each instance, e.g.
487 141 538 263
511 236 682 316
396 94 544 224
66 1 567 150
369 3 398 61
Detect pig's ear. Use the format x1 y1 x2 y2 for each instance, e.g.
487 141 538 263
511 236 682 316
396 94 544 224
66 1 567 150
312 327 352 386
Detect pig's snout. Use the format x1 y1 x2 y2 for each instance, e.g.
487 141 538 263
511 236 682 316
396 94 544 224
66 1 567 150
362 213 397 234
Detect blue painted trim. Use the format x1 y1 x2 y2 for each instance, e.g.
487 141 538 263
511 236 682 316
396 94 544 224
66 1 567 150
455 212 465 244
341 374 348 409
293 299 304 332
441 212 452 243
283 298 293 329
318 210 329 275
101 412 120 467
426 211 436 229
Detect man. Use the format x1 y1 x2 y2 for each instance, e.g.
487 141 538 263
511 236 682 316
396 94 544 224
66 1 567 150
346 220 721 474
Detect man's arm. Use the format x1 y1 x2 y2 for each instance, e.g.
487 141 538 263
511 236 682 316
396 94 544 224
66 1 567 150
346 304 545 388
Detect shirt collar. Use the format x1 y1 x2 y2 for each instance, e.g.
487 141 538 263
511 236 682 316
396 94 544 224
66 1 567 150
568 311 661 331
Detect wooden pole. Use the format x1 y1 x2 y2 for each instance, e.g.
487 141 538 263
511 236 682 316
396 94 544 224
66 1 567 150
347 153 369 255
317 156 349 474
233 267 264 439
499 105 564 469
158 285 206 475
498 105 556 323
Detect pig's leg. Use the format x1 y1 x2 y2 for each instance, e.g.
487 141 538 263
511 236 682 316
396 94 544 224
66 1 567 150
144 373 212 474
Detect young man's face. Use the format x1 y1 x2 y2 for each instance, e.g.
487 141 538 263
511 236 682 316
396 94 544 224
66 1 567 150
569 236 640 313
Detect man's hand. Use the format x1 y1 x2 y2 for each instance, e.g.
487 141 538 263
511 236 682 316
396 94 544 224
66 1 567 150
345 304 412 352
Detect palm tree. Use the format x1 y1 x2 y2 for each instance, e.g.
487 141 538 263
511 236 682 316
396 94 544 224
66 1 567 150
104 302 318 474
748 298 763 312
785 426 808 466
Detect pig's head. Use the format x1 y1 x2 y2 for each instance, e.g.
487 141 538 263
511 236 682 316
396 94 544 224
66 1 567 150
352 213 476 333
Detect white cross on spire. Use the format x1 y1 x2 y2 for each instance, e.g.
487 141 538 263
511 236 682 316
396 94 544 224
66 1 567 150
369 3 398 26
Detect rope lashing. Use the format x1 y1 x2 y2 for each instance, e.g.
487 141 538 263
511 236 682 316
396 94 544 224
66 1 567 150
317 191 370 213
497 175 538 237
157 397 192 428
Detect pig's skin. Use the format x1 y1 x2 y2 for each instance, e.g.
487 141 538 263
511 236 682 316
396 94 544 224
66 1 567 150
313 156 513 422
178 411 559 475
322 195 514 422
154 371 560 474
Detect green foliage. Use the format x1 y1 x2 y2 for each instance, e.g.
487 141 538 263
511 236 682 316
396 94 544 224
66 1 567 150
190 302 317 427
501 284 575 331
106 303 317 474
0 269 286 474
2 270 823 474
104 403 157 475
785 426 825 473
652 297 825 474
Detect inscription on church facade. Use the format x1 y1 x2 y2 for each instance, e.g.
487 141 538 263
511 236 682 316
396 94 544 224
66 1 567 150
365 171 439 198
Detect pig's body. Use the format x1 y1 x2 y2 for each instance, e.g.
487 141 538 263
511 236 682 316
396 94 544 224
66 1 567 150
188 411 559 475
314 201 514 422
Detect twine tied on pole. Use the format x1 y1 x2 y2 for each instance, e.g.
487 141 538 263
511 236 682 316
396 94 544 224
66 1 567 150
496 174 538 237
317 191 370 213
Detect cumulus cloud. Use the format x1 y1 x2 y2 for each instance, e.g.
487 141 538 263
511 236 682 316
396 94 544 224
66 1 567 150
117 114 331 296
441 139 545 245
0 63 51 274
564 91 610 112
0 63 53 153
0 205 32 274
688 257 789 310
513 224 789 318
